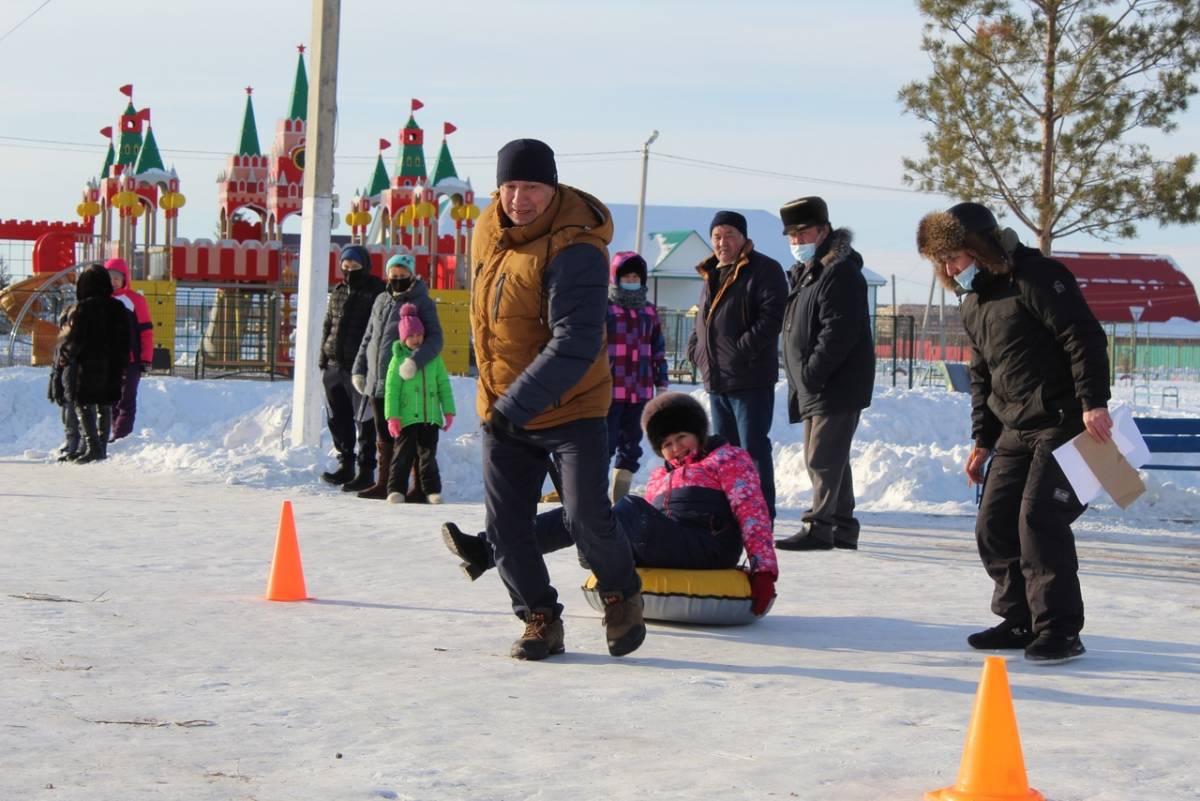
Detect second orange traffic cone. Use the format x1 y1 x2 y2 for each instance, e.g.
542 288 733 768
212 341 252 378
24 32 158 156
925 656 1045 801
265 500 309 601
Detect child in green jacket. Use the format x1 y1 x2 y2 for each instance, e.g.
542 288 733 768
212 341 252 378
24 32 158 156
385 303 456 504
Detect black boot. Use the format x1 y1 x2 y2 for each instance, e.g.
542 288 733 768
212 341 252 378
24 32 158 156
74 405 106 464
321 458 356 485
441 522 492 581
341 460 375 492
357 441 392 499
774 525 834 551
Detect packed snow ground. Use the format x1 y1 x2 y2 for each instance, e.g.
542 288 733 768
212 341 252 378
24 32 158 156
1 368 1198 801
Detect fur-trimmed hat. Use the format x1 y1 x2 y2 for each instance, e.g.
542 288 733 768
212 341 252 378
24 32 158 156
780 196 829 234
641 392 709 456
916 201 1010 289
397 303 425 341
610 251 648 285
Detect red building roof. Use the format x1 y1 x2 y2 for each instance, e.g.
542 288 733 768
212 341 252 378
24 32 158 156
1053 251 1200 323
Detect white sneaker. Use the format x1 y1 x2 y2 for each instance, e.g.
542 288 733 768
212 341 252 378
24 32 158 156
387 492 405 504
427 493 443 505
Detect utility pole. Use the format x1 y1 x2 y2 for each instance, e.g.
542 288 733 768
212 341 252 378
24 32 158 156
291 0 341 448
634 130 658 255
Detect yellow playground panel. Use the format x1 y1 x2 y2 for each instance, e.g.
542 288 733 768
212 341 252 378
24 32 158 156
131 279 176 366
429 288 470 375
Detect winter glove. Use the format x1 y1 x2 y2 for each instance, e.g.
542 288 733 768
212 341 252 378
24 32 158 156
387 418 403 438
140 362 153 374
749 571 776 617
487 409 522 441
442 413 454 432
351 373 367 395
398 358 417 380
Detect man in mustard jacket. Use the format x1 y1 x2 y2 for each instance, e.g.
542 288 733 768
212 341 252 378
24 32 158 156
458 138 645 661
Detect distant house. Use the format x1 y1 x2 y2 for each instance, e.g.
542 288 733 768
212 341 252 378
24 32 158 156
644 230 711 311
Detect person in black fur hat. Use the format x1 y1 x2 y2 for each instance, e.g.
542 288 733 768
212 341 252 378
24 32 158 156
440 392 780 618
916 200 1112 665
775 196 875 553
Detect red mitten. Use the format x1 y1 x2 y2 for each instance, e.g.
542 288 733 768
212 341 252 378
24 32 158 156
442 413 455 432
749 572 776 617
387 418 403 438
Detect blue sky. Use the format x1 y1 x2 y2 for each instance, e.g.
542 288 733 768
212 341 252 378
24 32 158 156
2 0 1197 303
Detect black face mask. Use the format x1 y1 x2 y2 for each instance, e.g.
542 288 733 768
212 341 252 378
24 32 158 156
389 276 413 296
342 267 365 287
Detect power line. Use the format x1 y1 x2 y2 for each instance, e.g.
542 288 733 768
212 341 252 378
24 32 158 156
652 151 944 196
0 0 52 46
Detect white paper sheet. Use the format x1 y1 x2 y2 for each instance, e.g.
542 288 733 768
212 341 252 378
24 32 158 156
1052 404 1149 504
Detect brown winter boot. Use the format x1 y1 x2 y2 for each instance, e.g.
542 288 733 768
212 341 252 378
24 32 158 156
601 591 646 657
357 440 392 500
510 609 565 661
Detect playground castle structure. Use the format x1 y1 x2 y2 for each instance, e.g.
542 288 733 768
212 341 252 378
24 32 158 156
2 47 477 374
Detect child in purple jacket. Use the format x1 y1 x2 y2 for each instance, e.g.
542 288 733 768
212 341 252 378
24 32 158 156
606 251 669 503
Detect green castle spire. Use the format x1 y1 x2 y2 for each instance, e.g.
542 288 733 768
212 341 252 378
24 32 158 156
134 126 165 174
289 50 308 121
238 91 261 156
116 101 142 167
368 154 389 197
100 142 115 179
430 139 458 185
395 116 426 180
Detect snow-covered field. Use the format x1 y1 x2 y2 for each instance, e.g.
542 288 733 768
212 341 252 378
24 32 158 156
1 368 1197 801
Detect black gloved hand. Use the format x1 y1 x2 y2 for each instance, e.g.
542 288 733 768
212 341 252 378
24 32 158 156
487 410 523 441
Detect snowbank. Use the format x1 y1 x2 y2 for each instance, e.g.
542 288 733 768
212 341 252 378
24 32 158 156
2 367 1197 520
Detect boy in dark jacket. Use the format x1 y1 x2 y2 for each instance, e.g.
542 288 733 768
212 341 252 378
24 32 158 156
50 264 131 463
917 201 1111 664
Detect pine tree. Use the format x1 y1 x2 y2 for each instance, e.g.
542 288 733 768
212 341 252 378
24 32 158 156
899 0 1200 253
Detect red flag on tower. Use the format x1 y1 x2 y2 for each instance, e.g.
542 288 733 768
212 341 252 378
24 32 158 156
100 126 113 139
379 138 391 151
443 122 457 136
411 98 424 112
118 84 133 97
136 108 152 124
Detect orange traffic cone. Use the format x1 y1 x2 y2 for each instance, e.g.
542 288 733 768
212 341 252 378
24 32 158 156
925 656 1045 801
265 500 309 601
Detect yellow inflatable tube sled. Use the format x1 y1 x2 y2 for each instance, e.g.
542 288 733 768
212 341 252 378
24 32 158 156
582 567 772 625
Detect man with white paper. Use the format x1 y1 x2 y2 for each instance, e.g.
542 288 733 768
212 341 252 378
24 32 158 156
917 202 1111 665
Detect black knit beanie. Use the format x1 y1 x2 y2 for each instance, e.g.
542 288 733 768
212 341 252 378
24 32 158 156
496 138 558 186
641 392 709 455
709 210 747 238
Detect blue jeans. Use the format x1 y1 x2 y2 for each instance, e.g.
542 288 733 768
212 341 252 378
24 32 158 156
606 400 647 472
708 388 776 520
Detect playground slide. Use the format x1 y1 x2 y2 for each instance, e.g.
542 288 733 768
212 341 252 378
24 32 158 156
0 273 67 365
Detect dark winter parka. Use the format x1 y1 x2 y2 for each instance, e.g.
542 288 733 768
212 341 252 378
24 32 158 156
49 265 131 405
959 244 1110 449
686 242 788 394
781 228 875 422
319 269 386 370
352 278 444 398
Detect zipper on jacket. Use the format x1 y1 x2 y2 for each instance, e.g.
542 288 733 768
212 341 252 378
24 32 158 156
491 273 507 319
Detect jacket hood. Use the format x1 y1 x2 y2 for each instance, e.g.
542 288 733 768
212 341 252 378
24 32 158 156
103 258 131 289
76 264 114 301
816 228 860 271
487 184 614 252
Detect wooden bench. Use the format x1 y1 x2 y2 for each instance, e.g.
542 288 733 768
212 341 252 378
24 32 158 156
1133 417 1200 472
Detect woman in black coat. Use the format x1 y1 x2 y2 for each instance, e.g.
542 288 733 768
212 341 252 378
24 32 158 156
53 264 130 463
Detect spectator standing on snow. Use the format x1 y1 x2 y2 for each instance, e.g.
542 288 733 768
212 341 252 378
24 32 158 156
468 137 645 661
383 303 455 505
774 197 875 552
686 210 787 522
442 392 778 617
50 264 130 463
917 201 1111 664
318 244 385 491
351 251 444 500
605 251 669 503
104 258 154 441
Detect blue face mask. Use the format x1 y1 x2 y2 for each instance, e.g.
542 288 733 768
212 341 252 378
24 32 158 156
619 281 642 292
954 262 980 291
790 242 818 263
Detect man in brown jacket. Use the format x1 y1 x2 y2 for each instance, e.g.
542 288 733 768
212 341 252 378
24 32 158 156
447 138 645 661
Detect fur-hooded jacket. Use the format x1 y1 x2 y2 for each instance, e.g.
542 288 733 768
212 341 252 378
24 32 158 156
780 228 875 422
48 265 131 406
